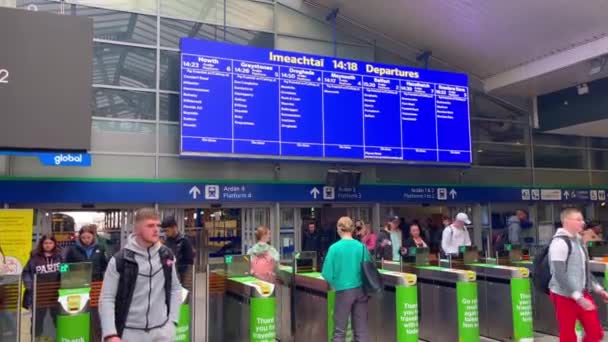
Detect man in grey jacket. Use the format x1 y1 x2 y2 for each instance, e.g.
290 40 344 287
549 208 608 342
99 208 182 342
507 210 527 245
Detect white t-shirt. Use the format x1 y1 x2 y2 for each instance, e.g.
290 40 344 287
441 224 472 254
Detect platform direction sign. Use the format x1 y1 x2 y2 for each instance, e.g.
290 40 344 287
0 178 607 204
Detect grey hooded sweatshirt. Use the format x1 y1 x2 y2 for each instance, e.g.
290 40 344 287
99 234 182 339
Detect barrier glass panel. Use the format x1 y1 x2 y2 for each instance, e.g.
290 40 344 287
0 274 21 342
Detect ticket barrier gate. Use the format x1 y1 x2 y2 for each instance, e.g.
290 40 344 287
0 274 21 342
208 255 277 342
441 247 534 341
382 247 480 342
56 262 93 342
588 242 608 328
278 251 419 342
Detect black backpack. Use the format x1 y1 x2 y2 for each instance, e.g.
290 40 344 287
533 235 572 294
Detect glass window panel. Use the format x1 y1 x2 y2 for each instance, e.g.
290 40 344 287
276 35 333 56
471 119 529 144
276 4 367 45
65 0 156 15
160 0 223 25
591 150 608 170
472 94 528 122
225 0 273 32
91 120 156 153
93 43 156 88
160 50 179 92
474 143 527 167
590 137 608 149
159 123 179 154
71 5 157 45
15 0 61 12
534 146 586 169
160 17 274 49
533 133 584 147
159 93 180 122
93 88 156 120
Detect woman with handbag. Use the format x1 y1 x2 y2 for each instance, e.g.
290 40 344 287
321 216 371 342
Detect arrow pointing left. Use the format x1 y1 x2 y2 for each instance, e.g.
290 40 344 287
189 186 201 199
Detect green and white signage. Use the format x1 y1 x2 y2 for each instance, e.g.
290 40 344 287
250 297 276 342
395 285 419 342
510 278 534 342
456 282 480 342
175 288 190 342
56 287 91 342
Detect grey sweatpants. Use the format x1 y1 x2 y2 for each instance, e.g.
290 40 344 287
333 287 369 342
122 321 175 342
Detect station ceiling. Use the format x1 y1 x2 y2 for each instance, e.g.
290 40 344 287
310 0 608 98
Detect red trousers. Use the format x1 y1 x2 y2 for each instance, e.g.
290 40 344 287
550 291 604 342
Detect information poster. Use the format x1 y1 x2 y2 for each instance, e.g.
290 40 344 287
0 209 33 275
395 285 419 341
456 282 480 342
250 297 276 342
510 278 534 341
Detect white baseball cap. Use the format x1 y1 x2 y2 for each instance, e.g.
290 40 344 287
455 212 471 225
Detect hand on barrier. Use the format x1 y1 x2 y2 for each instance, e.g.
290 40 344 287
576 297 596 311
598 290 608 303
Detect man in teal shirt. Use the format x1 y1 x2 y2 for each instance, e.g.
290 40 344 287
322 216 371 342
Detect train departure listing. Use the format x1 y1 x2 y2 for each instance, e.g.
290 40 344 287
180 38 471 164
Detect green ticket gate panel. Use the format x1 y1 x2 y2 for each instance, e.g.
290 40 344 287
369 270 419 342
383 261 480 342
57 262 92 342
221 255 277 342
589 260 608 328
468 263 533 342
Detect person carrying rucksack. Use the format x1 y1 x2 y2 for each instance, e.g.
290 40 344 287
548 208 608 342
99 208 182 342
247 225 280 283
441 213 472 256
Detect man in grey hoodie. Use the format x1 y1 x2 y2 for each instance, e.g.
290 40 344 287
99 208 182 342
507 209 527 245
549 208 608 342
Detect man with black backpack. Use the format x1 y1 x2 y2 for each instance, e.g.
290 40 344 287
546 208 608 342
99 208 182 342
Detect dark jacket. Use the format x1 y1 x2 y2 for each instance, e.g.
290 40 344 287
164 234 194 282
65 241 108 281
302 230 321 253
375 229 393 260
21 251 62 308
403 237 428 249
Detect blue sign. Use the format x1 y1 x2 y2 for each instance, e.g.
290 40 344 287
180 38 471 164
0 179 606 204
0 151 91 167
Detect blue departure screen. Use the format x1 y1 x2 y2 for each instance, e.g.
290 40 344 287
180 38 471 164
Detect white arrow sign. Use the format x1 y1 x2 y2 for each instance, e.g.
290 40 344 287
310 187 320 199
189 186 201 199
449 189 457 199
564 191 570 200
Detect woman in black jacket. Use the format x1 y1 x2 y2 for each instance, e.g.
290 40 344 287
403 223 428 252
65 225 108 281
22 235 63 338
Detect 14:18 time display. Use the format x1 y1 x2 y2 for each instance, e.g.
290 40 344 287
332 60 358 72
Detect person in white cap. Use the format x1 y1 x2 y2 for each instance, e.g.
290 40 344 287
441 213 472 256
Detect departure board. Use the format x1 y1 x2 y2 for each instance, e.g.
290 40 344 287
180 38 471 164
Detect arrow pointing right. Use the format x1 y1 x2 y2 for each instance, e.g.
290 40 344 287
310 187 320 199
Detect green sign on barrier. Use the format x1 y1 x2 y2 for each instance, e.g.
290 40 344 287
175 304 190 342
250 297 276 342
510 278 534 341
56 287 91 342
456 282 480 342
395 285 419 342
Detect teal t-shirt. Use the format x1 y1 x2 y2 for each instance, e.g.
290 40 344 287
321 238 371 291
